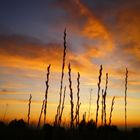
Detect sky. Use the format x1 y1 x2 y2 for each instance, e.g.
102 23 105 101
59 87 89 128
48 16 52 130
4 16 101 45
0 0 140 128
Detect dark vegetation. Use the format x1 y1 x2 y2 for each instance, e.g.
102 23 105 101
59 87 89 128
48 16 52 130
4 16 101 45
0 119 140 140
1 29 139 139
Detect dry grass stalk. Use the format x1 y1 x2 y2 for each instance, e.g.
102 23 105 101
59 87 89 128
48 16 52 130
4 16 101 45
101 89 104 126
68 63 74 128
44 64 51 125
125 68 128 131
38 99 45 128
83 112 86 122
103 73 108 126
75 103 81 127
75 72 81 127
109 96 115 126
3 104 8 121
58 86 66 125
28 94 32 125
55 29 67 126
95 65 103 127
88 88 93 121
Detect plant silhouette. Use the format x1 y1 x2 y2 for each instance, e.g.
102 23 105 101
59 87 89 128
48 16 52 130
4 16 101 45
1 30 139 140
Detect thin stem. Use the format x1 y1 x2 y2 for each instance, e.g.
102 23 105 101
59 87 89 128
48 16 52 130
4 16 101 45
125 68 128 131
101 89 104 126
95 65 103 127
68 63 74 128
58 86 66 125
103 73 108 126
55 29 67 126
109 96 115 126
88 89 93 122
38 100 45 128
44 64 51 125
75 72 81 127
28 94 32 125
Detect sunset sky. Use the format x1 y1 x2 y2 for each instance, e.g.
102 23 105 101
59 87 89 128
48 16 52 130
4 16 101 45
0 0 140 128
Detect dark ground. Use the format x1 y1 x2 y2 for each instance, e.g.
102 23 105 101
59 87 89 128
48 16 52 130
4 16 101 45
0 119 140 140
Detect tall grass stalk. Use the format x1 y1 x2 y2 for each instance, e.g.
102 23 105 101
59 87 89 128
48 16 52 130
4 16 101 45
3 104 8 121
75 72 80 127
88 89 93 121
68 63 74 128
95 65 103 127
38 100 45 128
27 94 32 125
125 68 128 131
103 73 108 125
58 86 66 125
44 64 51 125
55 29 67 126
101 89 104 126
109 96 115 126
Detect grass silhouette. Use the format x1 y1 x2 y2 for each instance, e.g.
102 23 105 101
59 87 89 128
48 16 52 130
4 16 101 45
109 96 115 126
68 63 74 128
125 68 128 131
44 64 51 125
27 94 32 125
58 86 66 125
95 65 103 126
55 29 67 126
1 30 139 140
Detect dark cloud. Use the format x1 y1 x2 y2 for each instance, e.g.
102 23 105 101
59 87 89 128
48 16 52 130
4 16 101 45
1 88 8 92
0 34 63 60
81 0 140 14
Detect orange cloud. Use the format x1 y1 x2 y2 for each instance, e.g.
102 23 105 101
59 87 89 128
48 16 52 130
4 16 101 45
0 34 101 76
109 6 140 70
0 35 66 71
77 0 114 53
55 0 114 56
